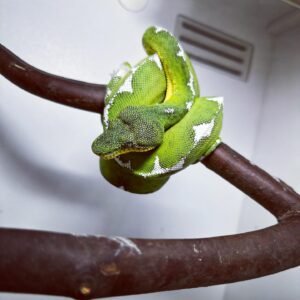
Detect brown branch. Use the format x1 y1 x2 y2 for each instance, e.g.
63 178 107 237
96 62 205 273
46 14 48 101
202 144 300 221
0 218 299 299
0 43 300 299
0 44 105 113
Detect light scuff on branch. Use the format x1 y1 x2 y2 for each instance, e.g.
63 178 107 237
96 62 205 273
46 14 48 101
0 43 300 299
0 219 299 299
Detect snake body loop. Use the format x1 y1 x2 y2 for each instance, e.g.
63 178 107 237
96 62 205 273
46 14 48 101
92 26 223 193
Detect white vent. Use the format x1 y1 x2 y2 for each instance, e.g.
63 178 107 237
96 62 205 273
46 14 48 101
175 15 254 81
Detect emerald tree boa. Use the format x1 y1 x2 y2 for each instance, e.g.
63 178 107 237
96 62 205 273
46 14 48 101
92 26 223 193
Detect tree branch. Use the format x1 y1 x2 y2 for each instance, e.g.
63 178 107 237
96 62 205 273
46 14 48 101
202 144 300 221
0 43 300 299
0 218 299 299
0 44 105 113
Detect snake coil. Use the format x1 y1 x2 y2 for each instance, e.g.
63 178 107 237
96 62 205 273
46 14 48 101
92 26 223 194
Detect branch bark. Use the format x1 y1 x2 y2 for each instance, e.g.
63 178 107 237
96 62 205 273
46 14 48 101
202 144 300 220
1 218 299 299
0 44 105 113
0 43 300 299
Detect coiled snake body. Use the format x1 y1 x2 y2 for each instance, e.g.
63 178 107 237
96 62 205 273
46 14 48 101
92 26 223 193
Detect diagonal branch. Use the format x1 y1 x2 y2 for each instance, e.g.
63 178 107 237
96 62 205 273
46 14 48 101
202 144 300 220
0 43 300 299
0 44 105 113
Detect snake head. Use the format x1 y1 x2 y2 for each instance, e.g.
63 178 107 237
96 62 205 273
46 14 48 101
92 106 164 159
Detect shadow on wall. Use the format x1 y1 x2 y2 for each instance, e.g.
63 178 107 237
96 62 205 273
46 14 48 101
0 109 111 206
0 107 177 238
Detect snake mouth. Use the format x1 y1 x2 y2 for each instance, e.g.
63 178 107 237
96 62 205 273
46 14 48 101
102 146 155 160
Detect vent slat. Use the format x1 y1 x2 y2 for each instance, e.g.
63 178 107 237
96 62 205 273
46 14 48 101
179 35 244 64
182 21 247 52
182 43 244 73
187 52 242 76
175 15 254 81
178 29 248 63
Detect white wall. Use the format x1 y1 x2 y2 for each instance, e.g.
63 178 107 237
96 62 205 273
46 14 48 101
0 0 279 299
224 27 300 300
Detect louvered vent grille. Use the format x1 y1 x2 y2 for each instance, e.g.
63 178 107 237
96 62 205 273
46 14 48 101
175 15 254 81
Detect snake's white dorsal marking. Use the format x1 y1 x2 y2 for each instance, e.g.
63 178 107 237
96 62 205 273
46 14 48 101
169 157 185 172
103 94 117 128
103 65 133 128
155 26 168 34
176 44 186 61
149 54 163 70
106 88 112 97
110 63 131 82
148 156 164 176
186 100 193 110
210 138 221 151
111 62 131 79
115 64 131 78
118 73 134 93
103 107 110 128
193 119 215 146
139 156 185 178
115 156 132 170
207 96 224 108
131 66 138 74
132 57 149 74
164 108 174 114
103 54 165 130
187 72 196 96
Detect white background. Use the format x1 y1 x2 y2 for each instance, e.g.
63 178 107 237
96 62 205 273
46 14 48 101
0 0 299 299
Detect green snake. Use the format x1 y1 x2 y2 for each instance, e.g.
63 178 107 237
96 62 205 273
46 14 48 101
92 26 223 194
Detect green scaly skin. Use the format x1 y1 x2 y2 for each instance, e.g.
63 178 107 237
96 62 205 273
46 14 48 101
92 26 223 194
